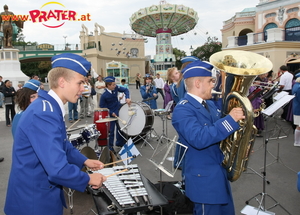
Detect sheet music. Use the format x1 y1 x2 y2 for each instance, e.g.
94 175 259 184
273 91 288 101
262 94 295 116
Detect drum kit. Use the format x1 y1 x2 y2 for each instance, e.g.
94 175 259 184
64 101 172 214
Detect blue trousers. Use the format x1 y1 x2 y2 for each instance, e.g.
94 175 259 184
0 92 4 107
68 102 78 121
109 121 125 148
194 200 235 215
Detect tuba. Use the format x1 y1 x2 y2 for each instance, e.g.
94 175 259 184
209 50 273 182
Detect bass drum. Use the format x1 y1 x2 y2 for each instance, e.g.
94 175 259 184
118 102 154 136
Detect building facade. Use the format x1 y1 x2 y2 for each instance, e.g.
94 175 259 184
221 0 300 73
80 23 149 84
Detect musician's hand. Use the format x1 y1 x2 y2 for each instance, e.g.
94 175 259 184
88 173 107 189
125 98 131 106
153 93 157 97
112 113 117 117
229 107 245 122
84 159 104 171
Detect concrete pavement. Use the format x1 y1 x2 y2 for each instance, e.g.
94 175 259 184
0 85 300 215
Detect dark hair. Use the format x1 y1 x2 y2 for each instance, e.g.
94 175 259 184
279 65 288 71
4 79 10 84
143 76 153 85
15 88 36 110
121 79 126 82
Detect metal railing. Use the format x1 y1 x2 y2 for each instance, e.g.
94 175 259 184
14 44 80 51
285 26 300 41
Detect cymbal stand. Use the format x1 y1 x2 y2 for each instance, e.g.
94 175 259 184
245 114 291 215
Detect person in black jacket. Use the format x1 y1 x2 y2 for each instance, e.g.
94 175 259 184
0 75 4 108
3 80 16 126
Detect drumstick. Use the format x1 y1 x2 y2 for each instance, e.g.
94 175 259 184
103 155 137 167
115 116 126 125
106 168 131 178
67 119 81 130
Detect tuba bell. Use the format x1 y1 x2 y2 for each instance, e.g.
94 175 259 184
209 50 273 182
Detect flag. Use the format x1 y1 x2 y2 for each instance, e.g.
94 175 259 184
119 138 140 165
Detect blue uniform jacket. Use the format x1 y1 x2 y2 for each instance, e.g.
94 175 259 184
100 86 129 116
292 82 300 115
172 94 239 204
140 85 157 109
170 83 179 104
5 90 89 215
177 80 186 100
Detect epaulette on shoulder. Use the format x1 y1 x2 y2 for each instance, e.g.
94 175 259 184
178 100 188 105
42 100 53 112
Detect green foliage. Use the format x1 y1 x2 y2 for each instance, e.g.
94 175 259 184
192 36 222 61
173 48 186 69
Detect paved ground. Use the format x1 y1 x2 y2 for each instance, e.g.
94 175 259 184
0 84 300 215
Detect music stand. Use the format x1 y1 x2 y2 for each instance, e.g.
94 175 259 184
260 93 296 173
245 93 294 215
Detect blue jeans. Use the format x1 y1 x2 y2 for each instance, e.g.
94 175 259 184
68 101 78 121
0 92 4 107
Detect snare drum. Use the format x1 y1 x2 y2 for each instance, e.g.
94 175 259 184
69 134 83 148
94 108 110 146
118 102 154 136
81 124 100 143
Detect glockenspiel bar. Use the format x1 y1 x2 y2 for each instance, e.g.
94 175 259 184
94 165 150 208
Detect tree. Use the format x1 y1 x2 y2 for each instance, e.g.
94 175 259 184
192 36 222 61
173 48 186 69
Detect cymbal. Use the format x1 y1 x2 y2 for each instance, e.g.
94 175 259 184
96 118 117 123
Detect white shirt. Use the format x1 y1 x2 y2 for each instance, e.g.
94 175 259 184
187 93 205 105
48 90 65 118
95 80 105 94
154 77 165 89
279 71 293 90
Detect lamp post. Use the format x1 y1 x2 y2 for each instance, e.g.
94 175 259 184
63 35 67 50
190 45 194 55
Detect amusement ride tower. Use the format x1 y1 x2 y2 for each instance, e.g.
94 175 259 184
130 0 198 77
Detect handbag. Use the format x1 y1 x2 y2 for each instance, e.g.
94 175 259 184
4 96 13 105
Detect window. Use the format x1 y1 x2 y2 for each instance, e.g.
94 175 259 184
287 7 299 14
265 13 276 18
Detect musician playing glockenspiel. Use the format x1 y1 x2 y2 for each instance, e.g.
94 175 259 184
4 53 107 215
172 60 245 215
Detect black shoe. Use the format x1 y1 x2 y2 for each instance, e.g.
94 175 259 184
0 106 3 108
0 157 4 162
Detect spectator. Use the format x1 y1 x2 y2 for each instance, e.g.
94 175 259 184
135 73 141 89
292 72 300 147
154 73 165 103
68 100 79 123
164 79 174 120
3 80 16 127
80 77 92 119
278 65 293 120
12 79 40 136
0 75 4 108
118 79 129 104
95 75 105 106
140 76 158 109
87 74 95 116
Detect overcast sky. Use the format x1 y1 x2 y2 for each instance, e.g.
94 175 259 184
7 0 257 57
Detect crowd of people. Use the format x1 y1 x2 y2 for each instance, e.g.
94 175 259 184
1 51 300 215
